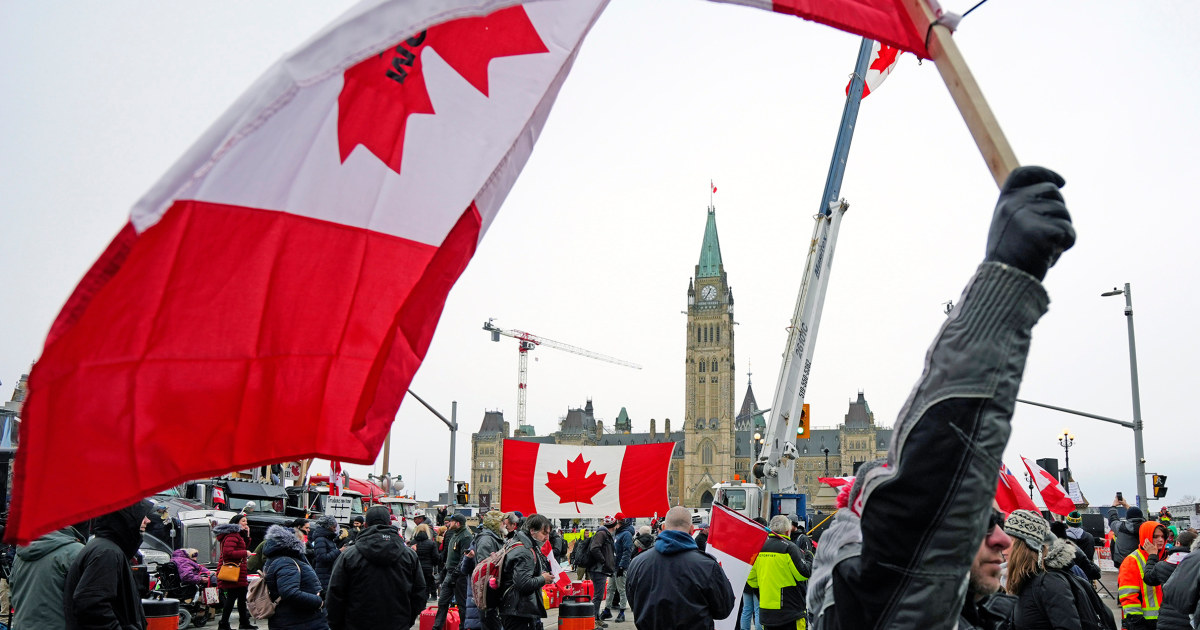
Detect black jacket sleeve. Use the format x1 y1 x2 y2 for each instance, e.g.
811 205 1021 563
704 555 737 621
325 552 350 630
1143 554 1176 586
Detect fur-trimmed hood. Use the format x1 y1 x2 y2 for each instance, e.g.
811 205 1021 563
213 522 242 538
1044 538 1077 570
263 524 306 557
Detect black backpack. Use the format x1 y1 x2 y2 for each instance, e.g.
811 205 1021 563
1064 572 1117 630
571 535 593 570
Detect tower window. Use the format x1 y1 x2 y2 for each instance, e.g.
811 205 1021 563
697 327 701 343
696 419 705 430
702 444 713 465
710 360 717 372
699 362 706 373
710 418 719 430
716 326 720 343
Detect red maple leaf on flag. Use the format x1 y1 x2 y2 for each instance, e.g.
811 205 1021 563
545 454 607 513
869 44 900 74
336 6 549 175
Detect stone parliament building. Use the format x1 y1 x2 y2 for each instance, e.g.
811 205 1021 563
471 205 891 510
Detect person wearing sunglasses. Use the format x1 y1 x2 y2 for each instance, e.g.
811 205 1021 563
805 166 1077 630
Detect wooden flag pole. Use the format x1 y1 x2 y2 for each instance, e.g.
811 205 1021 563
899 0 1019 188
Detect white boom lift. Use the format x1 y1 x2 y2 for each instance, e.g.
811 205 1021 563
483 319 641 427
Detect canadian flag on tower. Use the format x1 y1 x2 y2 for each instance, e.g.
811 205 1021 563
501 440 672 518
1021 456 1077 516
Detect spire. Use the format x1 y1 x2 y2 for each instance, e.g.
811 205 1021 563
696 207 724 279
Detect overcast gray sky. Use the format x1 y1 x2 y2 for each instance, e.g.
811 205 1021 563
3 1 1197 510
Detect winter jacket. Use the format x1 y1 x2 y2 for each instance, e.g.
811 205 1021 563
1066 526 1098 562
748 533 810 626
263 526 328 630
325 524 426 630
249 539 268 573
958 593 1019 630
463 523 506 630
64 500 154 630
1158 544 1200 630
1119 521 1168 623
588 526 616 575
613 523 633 572
807 263 1053 630
631 532 654 559
499 531 549 620
11 526 86 630
171 549 212 585
1011 539 1086 630
626 529 735 630
1144 543 1189 587
1109 507 1147 569
310 525 340 590
411 530 440 590
441 525 473 577
215 523 250 589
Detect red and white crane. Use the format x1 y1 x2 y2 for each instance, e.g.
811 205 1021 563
483 319 641 427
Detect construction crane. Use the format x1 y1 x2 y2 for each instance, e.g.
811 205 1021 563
482 319 641 427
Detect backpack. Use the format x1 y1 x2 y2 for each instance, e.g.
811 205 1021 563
470 540 523 611
1065 572 1117 630
571 535 593 570
247 559 295 620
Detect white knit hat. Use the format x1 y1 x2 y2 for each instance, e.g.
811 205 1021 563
1003 509 1052 551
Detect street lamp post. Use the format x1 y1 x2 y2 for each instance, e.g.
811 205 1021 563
753 432 764 467
822 447 830 476
1058 429 1074 485
1024 471 1035 499
1102 283 1148 507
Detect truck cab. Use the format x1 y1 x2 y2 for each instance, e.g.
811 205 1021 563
712 480 764 520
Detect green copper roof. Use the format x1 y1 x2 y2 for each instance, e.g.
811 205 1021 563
697 208 723 278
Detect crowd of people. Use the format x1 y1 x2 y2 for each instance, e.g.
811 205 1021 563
9 167 1200 630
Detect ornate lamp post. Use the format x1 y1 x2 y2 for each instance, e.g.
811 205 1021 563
822 447 830 475
1058 429 1075 485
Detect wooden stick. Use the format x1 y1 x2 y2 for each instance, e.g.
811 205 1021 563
899 0 1019 188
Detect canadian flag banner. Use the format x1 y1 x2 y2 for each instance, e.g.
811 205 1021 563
844 39 902 98
817 476 855 488
1021 456 1077 516
996 463 1038 514
708 503 769 630
8 0 610 545
501 440 672 518
716 0 929 58
212 487 226 504
331 462 344 497
711 180 718 194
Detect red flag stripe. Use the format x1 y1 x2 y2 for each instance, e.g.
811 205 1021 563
767 0 928 58
501 439 541 516
618 442 674 518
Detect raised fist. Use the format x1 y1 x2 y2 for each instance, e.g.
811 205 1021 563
985 166 1076 281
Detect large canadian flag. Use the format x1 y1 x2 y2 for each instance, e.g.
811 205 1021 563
708 503 770 630
500 440 672 518
8 0 609 545
996 463 1039 514
1021 456 1077 516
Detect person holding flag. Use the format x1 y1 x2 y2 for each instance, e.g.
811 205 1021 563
806 165 1077 630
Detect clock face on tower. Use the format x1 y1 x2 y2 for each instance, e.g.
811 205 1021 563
700 285 717 301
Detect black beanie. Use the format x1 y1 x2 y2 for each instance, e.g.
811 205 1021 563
365 505 392 527
229 513 245 524
1127 506 1143 520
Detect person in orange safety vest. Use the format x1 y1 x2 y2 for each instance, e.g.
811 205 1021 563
1118 520 1169 629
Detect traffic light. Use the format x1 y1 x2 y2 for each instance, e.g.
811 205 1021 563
456 482 470 505
1153 474 1168 499
797 404 810 439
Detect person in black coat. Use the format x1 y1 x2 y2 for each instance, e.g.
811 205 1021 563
626 506 735 630
325 506 425 630
409 524 440 601
1004 510 1104 630
1159 536 1200 630
498 514 555 630
310 516 341 591
262 525 327 630
64 499 154 630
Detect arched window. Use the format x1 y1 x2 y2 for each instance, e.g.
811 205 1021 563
699 362 706 373
716 326 720 343
711 360 717 372
697 327 701 343
702 444 713 465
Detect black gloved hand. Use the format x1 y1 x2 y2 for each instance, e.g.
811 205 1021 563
984 165 1076 281
617 568 625 577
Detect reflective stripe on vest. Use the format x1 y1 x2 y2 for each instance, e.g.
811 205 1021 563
1129 553 1161 619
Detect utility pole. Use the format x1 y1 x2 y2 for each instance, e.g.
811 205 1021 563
408 391 458 503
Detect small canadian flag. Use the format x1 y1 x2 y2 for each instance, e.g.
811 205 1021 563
711 180 718 194
845 40 901 99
